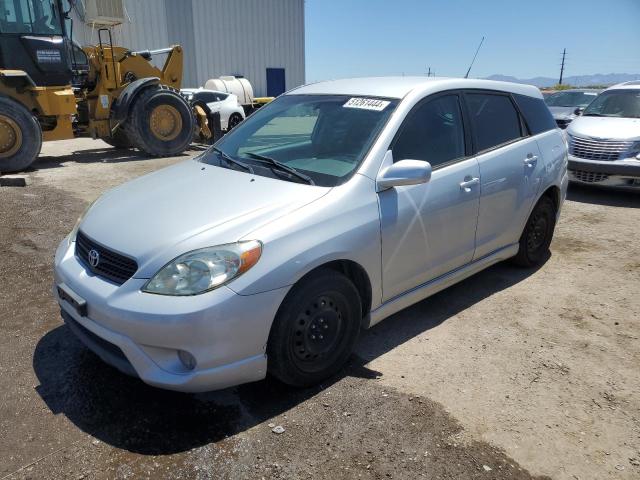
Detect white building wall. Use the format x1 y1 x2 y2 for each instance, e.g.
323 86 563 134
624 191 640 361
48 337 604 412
69 0 305 97
190 0 305 96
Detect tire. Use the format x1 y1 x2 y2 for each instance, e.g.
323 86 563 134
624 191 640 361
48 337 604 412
227 112 243 131
124 85 194 156
267 269 362 387
511 195 556 267
101 128 132 149
0 95 42 173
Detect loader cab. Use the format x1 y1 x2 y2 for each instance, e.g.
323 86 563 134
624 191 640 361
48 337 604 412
0 0 73 86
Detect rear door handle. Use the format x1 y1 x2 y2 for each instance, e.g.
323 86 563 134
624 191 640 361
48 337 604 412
459 177 480 192
524 154 538 168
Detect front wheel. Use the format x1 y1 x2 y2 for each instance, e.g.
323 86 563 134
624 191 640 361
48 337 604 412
267 270 362 387
0 96 42 172
511 196 556 267
124 85 194 156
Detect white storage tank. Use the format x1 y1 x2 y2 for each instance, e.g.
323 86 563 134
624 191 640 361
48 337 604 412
204 76 254 105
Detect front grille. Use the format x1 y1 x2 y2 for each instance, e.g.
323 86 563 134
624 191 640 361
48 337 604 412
569 135 633 161
570 169 609 183
75 231 138 285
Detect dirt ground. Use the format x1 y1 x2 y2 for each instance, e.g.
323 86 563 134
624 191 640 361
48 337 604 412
1 139 638 480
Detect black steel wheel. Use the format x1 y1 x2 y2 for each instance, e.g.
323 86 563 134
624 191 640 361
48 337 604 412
267 269 361 387
227 112 243 130
512 195 556 267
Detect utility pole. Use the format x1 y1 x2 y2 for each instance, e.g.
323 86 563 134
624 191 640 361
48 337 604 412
427 66 431 77
559 48 566 85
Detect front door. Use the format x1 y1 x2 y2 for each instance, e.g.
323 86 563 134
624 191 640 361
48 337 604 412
379 93 481 301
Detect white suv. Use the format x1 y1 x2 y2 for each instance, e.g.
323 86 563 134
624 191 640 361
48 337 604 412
566 81 640 189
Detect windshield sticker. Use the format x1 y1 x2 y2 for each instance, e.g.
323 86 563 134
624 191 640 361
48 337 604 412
343 98 390 111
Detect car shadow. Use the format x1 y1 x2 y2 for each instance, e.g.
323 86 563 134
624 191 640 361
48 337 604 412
567 183 640 208
33 257 546 455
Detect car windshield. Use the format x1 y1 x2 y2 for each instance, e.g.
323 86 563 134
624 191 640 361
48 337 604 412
204 94 399 187
582 90 640 118
545 91 599 108
0 0 63 35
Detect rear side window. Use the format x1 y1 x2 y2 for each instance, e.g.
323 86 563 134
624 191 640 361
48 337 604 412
514 94 556 134
466 93 523 152
393 94 466 168
194 92 217 103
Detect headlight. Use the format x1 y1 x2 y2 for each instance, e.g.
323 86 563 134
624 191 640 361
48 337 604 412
142 241 262 295
629 141 640 159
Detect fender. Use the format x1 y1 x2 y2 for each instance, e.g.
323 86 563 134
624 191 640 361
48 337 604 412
111 77 160 123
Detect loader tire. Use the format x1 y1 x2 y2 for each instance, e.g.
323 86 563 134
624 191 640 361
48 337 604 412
102 128 133 149
124 85 194 156
0 96 42 173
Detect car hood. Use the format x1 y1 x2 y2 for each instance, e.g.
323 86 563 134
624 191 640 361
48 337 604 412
548 106 576 119
567 116 640 141
79 159 330 277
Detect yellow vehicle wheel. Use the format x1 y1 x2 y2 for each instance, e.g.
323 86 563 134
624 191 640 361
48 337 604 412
149 104 183 141
124 85 194 157
0 96 42 173
0 114 23 158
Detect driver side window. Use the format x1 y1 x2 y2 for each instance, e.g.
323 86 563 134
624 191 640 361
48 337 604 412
393 94 466 168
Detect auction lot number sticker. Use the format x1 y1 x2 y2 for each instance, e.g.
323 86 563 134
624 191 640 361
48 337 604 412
343 97 390 111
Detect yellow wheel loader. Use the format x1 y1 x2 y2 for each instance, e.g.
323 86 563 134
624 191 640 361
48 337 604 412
0 0 209 173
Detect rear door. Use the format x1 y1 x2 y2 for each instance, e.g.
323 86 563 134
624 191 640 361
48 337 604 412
463 91 545 259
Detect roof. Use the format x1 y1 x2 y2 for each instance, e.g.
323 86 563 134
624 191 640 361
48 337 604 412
548 88 603 93
607 80 640 90
288 76 543 99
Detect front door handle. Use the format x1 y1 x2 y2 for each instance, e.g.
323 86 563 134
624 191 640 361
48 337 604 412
524 154 538 168
459 177 480 192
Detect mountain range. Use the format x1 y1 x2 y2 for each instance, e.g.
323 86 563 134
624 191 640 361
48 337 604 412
484 73 640 88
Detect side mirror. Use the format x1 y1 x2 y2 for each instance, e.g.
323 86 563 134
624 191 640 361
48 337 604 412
376 159 432 191
573 107 583 116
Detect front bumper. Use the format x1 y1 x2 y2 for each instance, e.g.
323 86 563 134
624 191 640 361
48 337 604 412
53 238 289 392
568 154 640 189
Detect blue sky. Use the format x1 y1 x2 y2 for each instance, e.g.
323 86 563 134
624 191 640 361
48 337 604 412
305 0 640 81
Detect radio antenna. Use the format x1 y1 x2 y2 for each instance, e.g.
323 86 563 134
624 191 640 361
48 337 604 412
464 36 485 79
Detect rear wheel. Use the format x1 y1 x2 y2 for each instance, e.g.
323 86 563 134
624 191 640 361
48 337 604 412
227 112 243 130
512 196 556 267
124 86 194 156
0 96 42 173
102 128 132 149
267 270 361 387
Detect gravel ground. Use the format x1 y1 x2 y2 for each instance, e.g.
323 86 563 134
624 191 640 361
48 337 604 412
0 139 638 480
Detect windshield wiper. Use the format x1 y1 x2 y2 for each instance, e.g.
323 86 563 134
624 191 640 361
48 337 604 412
582 113 606 117
211 147 254 174
244 152 315 185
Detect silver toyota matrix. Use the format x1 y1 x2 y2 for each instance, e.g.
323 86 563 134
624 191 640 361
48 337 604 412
54 77 568 392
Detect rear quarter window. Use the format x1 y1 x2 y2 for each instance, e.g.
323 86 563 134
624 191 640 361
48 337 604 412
514 94 557 135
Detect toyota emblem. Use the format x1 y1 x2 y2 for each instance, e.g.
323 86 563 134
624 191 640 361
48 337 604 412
88 249 100 267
